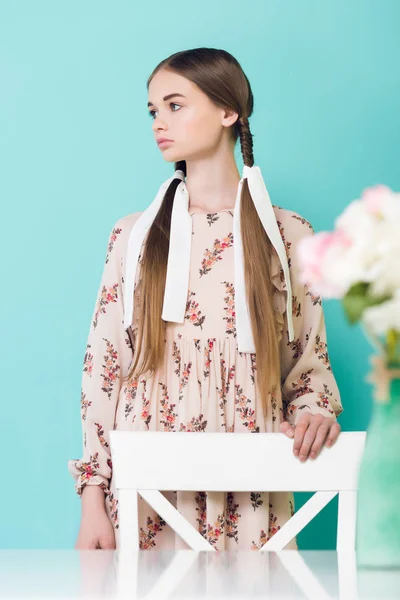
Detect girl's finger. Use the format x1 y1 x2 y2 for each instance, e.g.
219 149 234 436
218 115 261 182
325 421 341 447
309 424 330 459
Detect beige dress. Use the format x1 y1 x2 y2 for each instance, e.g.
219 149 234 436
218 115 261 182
68 205 343 551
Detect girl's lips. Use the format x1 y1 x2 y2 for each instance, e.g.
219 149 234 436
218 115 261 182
158 140 174 148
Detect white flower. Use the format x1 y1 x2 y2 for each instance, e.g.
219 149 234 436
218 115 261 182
297 184 400 336
333 187 400 297
362 289 400 336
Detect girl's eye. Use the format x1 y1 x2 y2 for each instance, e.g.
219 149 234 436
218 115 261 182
148 102 181 120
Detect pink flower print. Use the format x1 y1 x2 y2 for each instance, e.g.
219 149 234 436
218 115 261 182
276 220 292 267
124 325 135 350
100 339 120 399
107 491 119 529
139 515 167 550
314 334 332 371
285 402 296 419
195 492 207 537
268 504 281 539
199 232 234 277
225 492 241 543
306 286 322 307
122 377 140 421
250 492 263 511
315 383 335 415
203 338 216 379
287 335 304 360
226 364 235 391
204 349 212 373
80 391 91 421
75 452 102 489
125 406 136 423
178 360 193 402
172 340 182 377
234 384 260 432
205 213 221 226
123 377 139 401
292 294 301 318
249 353 257 385
83 344 93 377
278 265 287 290
208 338 216 351
271 384 279 422
290 368 314 399
251 503 282 550
218 386 228 430
182 366 190 379
251 529 268 550
141 385 152 428
159 382 177 431
220 358 227 389
185 291 206 329
207 513 225 549
105 227 122 264
179 413 208 432
222 282 236 338
95 422 109 448
218 360 235 430
93 283 119 329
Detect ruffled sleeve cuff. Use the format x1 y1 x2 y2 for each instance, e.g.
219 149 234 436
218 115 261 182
67 457 111 498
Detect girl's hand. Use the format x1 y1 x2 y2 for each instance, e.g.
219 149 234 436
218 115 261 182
75 506 116 549
280 413 341 462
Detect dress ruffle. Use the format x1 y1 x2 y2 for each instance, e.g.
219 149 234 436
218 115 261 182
270 248 288 343
67 458 110 498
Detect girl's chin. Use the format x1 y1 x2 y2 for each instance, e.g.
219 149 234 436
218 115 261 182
162 151 186 163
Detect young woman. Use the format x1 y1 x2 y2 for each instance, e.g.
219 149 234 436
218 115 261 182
68 47 343 551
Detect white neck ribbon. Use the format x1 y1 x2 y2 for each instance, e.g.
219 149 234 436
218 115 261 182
123 165 294 353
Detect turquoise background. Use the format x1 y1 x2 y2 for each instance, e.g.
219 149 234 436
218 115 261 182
1 0 399 550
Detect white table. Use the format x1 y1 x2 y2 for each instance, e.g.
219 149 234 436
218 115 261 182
0 550 399 599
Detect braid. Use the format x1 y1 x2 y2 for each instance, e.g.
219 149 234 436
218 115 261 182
238 116 254 167
174 159 187 178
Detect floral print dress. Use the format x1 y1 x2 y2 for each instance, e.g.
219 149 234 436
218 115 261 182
67 205 343 551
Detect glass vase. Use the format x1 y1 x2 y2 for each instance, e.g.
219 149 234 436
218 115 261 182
356 344 400 568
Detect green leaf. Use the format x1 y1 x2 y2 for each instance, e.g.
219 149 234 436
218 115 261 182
342 282 392 325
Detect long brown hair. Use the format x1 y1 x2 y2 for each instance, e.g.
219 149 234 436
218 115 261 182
123 48 281 420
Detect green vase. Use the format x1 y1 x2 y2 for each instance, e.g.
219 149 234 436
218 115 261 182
356 370 400 569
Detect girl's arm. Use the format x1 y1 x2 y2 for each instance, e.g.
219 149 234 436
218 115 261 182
67 214 140 501
279 214 344 427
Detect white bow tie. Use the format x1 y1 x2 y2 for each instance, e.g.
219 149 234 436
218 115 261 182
123 165 294 353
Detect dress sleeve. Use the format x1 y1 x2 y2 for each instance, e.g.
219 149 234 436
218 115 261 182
67 217 135 498
278 212 344 427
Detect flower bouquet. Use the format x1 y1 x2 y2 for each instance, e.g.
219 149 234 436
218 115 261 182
296 184 400 569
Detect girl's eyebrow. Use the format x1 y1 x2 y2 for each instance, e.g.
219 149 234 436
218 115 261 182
147 93 186 108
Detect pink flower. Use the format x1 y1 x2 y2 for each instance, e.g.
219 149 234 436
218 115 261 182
361 184 392 215
297 230 353 298
297 231 333 278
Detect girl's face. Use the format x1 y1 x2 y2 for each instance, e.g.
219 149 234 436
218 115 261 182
147 69 237 163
